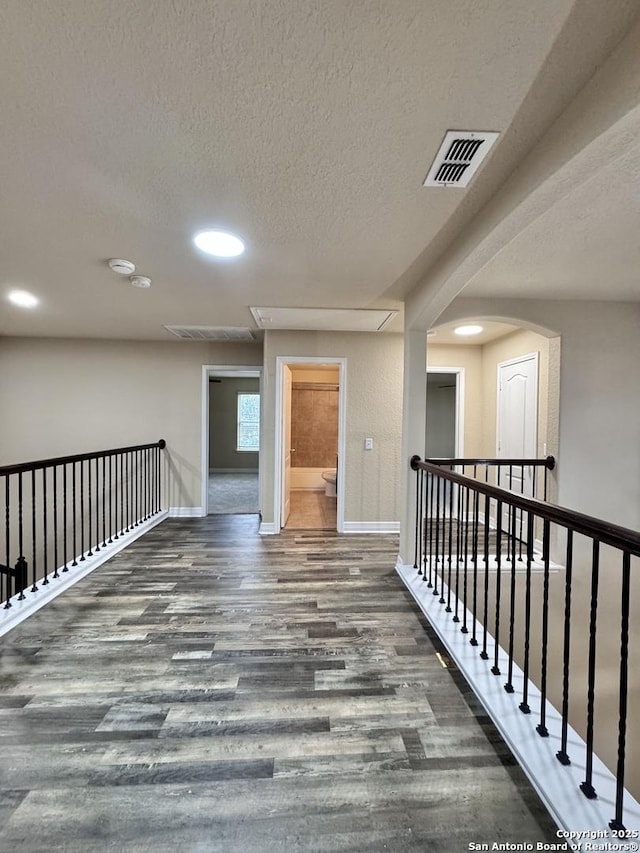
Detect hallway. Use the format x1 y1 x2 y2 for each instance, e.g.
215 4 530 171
0 516 559 852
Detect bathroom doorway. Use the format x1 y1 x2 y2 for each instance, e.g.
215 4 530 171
275 357 346 533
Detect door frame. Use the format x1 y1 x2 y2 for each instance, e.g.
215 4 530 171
273 356 347 534
201 364 263 516
426 366 465 457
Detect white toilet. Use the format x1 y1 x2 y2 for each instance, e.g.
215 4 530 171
321 469 337 497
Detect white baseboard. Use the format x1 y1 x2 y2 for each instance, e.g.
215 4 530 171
259 521 278 535
209 468 258 474
342 521 400 534
395 559 640 834
169 507 206 518
0 511 169 638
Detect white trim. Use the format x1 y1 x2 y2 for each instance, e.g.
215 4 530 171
342 521 400 534
169 506 206 518
0 511 169 638
395 559 640 835
274 356 347 535
426 365 465 457
201 364 263 517
259 521 278 535
210 468 258 474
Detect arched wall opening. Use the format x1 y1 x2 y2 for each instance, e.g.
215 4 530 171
426 316 560 506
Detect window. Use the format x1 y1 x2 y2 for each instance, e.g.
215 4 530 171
237 392 260 452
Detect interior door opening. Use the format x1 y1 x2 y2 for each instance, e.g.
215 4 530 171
426 367 464 520
202 366 262 517
276 358 346 533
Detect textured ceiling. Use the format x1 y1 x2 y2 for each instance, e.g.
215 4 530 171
1 1 639 340
463 136 640 301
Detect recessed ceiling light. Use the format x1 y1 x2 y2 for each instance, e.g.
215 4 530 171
8 289 38 308
454 324 483 336
193 229 245 258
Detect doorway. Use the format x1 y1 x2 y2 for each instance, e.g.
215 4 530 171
201 365 262 517
426 367 464 458
275 357 346 533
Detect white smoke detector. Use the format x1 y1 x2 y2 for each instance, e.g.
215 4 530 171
130 275 151 289
108 258 136 275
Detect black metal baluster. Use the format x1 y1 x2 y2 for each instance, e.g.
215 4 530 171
132 450 136 527
4 475 11 608
543 466 549 502
101 455 107 548
453 480 462 622
79 460 86 561
119 452 125 536
63 464 69 572
42 468 49 585
536 519 551 737
138 450 145 524
426 472 434 587
532 466 538 501
94 457 100 553
87 458 93 557
433 476 441 597
480 494 490 660
30 469 38 591
414 465 421 571
519 513 535 714
609 551 631 832
460 485 470 633
438 477 446 605
111 454 117 542
491 500 502 675
504 504 518 693
53 466 59 579
446 470 454 612
144 447 149 521
580 539 600 799
16 473 26 599
72 462 78 566
505 466 513 564
125 451 130 532
556 530 574 763
517 466 524 561
470 489 479 646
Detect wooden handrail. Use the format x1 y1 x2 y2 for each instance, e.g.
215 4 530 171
0 440 166 477
422 455 555 470
411 455 640 557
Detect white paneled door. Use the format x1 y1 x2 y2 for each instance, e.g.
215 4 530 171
497 353 538 497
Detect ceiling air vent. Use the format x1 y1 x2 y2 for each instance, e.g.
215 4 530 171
163 325 255 342
423 130 500 188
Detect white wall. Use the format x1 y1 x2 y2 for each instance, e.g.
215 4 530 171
0 336 264 510
262 330 404 528
437 298 640 529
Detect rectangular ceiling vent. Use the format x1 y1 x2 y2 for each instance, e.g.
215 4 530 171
423 130 500 188
163 325 255 342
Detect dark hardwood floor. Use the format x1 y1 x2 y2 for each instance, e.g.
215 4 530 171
0 515 559 852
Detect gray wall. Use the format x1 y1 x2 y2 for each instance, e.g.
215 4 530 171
0 336 263 510
208 377 259 471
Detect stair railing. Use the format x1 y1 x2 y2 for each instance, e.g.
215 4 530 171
410 454 640 831
0 440 166 608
